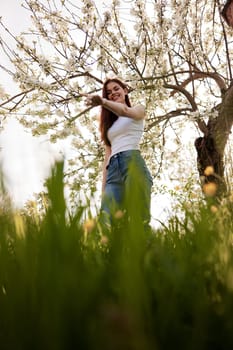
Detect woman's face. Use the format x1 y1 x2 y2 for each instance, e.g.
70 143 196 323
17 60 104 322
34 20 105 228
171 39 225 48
105 82 127 104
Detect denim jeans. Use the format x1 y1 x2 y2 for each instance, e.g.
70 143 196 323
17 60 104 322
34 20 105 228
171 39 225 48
101 150 153 227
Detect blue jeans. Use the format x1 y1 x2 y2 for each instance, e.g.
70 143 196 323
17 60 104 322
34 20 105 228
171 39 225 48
101 150 153 227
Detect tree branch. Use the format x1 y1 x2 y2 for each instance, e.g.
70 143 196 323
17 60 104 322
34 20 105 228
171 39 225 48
164 83 198 111
0 89 34 109
0 72 103 110
164 83 209 135
169 71 227 97
146 108 193 130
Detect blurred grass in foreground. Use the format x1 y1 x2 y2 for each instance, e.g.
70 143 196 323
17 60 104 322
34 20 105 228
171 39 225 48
1 162 233 349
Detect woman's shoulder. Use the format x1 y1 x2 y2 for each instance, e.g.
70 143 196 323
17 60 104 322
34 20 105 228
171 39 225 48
122 103 145 120
132 104 145 119
133 103 145 111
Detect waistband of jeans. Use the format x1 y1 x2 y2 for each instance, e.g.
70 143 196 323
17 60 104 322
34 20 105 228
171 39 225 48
106 150 140 169
111 149 140 160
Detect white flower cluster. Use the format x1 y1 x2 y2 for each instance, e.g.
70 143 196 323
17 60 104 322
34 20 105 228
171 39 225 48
190 111 202 122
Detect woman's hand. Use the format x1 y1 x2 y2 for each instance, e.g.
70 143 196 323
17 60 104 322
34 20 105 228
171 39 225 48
82 94 104 107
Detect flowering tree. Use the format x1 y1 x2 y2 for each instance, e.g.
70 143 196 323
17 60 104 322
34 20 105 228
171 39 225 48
0 0 233 205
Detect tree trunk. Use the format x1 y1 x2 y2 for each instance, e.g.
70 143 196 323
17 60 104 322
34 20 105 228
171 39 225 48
194 134 226 198
195 84 233 199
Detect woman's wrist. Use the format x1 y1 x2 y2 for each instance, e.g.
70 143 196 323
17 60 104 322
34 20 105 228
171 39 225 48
102 98 107 106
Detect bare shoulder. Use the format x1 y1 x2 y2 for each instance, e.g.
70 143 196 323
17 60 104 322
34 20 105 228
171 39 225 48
121 103 145 120
134 104 145 112
131 104 146 119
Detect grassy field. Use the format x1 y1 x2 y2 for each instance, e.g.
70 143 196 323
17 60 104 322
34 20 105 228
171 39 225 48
1 162 233 349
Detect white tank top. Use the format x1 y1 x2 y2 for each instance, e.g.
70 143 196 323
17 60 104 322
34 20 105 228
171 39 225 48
107 116 144 156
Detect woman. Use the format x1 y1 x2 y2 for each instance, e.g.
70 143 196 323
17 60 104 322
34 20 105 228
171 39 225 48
84 78 153 228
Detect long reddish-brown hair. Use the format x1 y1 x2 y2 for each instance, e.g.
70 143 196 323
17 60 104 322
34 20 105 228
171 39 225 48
100 78 131 146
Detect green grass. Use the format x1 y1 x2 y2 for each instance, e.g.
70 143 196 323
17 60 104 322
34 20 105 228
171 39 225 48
1 161 233 349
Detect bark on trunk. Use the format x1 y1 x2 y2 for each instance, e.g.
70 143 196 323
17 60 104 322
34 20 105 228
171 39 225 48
194 134 226 198
195 84 233 199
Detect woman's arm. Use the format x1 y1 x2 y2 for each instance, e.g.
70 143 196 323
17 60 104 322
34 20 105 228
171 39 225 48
102 145 111 193
83 94 145 120
102 99 145 120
